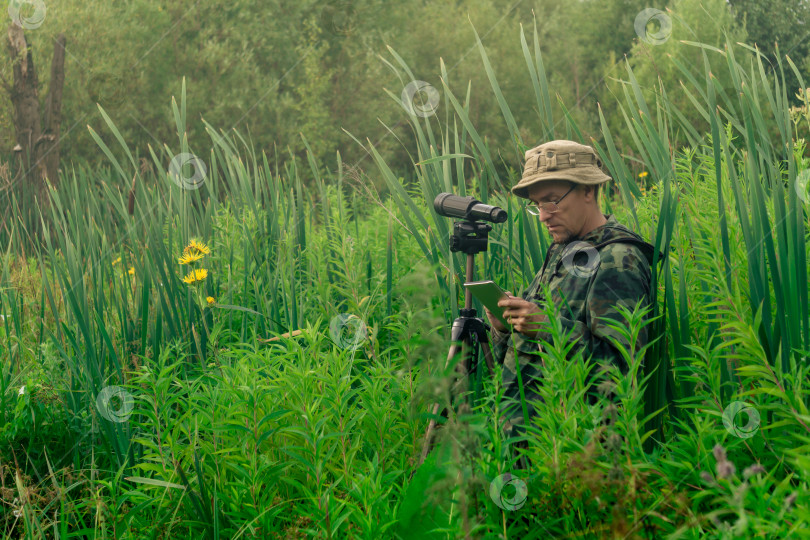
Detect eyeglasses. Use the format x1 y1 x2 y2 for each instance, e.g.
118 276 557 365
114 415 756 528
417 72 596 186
525 184 577 215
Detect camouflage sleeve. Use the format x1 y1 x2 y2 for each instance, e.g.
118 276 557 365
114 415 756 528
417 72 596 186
489 325 511 366
488 280 531 366
535 243 652 375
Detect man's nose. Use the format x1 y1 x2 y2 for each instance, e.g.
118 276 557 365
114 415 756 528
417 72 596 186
537 208 552 221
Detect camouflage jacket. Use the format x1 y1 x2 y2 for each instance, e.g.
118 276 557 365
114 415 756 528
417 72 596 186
490 214 654 436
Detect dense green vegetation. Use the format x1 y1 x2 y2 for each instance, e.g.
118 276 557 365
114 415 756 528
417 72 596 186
5 0 808 174
2 1 810 538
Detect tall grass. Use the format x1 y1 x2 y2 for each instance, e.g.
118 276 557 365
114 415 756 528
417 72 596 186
2 18 810 538
366 18 810 452
0 76 412 474
361 24 810 535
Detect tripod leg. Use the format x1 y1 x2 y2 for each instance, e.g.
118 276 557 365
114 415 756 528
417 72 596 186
417 315 492 468
418 340 466 466
418 402 442 467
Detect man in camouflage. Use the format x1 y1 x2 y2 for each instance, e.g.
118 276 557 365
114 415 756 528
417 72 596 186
484 139 654 444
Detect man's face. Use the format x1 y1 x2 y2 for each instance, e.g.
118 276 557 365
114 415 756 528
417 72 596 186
526 180 589 243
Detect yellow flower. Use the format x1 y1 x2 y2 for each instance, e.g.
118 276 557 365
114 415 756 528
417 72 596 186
206 296 216 306
178 250 205 265
180 239 211 262
128 267 135 276
112 257 122 266
639 171 649 178
187 239 211 255
182 268 208 284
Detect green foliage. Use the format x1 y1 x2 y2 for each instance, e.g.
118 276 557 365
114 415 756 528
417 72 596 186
614 0 747 152
729 0 810 98
0 382 77 466
4 10 810 537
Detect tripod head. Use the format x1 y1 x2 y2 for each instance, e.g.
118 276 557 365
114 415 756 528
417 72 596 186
449 221 492 255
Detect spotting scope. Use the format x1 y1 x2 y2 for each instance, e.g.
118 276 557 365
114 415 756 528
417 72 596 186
433 193 507 223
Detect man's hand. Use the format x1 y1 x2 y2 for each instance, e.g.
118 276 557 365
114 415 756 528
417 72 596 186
484 291 514 333
498 295 549 339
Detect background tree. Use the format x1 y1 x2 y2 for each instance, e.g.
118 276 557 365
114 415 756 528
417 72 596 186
0 0 805 192
728 0 810 98
4 24 65 190
620 0 747 153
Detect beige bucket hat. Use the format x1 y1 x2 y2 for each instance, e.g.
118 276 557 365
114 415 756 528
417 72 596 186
511 140 612 199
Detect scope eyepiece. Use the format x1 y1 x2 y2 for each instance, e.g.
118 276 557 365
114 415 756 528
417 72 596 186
433 193 507 223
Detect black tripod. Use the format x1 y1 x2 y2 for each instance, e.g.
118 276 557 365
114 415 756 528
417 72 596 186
418 219 496 466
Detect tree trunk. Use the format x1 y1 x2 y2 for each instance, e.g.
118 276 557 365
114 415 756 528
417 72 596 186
7 24 42 182
6 25 66 192
42 33 66 185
